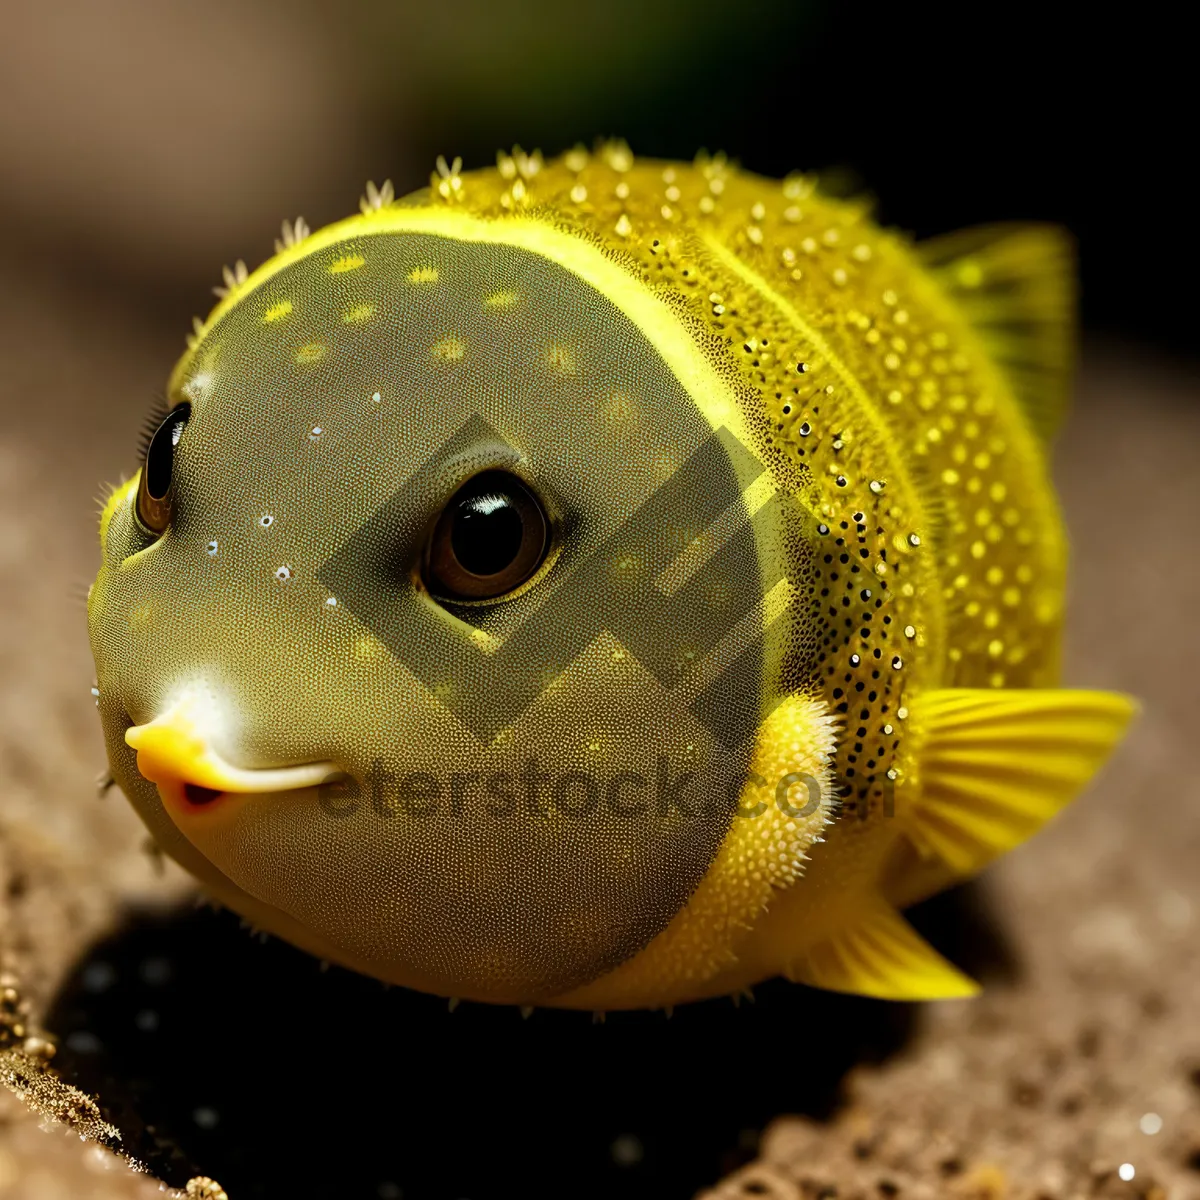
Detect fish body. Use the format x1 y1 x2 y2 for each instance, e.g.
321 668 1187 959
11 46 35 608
88 145 1133 1010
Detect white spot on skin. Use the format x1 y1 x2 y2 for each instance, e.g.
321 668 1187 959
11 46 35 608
372 391 381 403
258 514 275 528
325 596 338 607
274 566 292 583
206 541 219 557
309 426 323 441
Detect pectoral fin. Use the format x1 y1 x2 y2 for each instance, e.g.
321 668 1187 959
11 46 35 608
787 899 979 1000
905 688 1136 876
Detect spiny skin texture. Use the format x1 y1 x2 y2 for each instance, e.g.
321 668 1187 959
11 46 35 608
88 144 1131 1010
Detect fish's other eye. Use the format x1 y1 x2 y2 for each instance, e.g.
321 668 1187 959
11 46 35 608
135 402 191 534
426 470 549 602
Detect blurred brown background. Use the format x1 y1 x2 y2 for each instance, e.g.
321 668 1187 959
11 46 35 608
1 0 1193 357
0 2 1196 1199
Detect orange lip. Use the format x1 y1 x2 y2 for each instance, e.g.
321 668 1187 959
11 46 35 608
125 694 342 809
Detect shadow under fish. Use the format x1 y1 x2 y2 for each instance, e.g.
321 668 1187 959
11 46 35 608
43 882 1015 1199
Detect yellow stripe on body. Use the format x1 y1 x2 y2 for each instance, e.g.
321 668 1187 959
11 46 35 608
171 206 750 449
700 231 945 674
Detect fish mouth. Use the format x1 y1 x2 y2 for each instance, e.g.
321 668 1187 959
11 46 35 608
124 694 342 811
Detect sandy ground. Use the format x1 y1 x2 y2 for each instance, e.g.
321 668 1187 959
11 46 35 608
0 258 1197 1198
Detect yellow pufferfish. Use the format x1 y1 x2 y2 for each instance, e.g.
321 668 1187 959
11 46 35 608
88 143 1134 1012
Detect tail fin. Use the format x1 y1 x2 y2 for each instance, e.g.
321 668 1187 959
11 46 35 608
903 687 1136 877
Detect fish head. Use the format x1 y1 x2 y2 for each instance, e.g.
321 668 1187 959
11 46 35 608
88 223 812 1002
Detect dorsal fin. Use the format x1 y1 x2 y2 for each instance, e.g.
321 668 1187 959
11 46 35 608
918 224 1075 445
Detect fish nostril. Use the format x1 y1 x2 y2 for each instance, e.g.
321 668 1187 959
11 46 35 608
184 783 222 806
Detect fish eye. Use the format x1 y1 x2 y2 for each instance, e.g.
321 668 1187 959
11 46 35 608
425 470 549 602
135 402 191 534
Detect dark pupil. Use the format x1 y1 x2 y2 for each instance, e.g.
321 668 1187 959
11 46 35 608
450 491 525 576
146 404 190 500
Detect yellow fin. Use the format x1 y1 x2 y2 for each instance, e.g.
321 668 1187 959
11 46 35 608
787 900 979 1000
919 224 1075 443
906 688 1136 876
